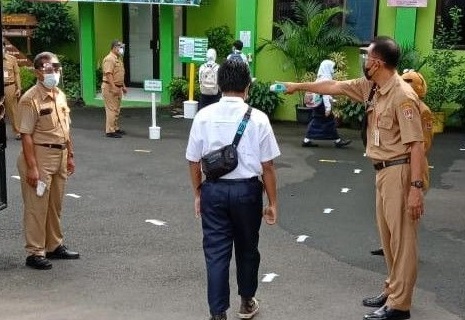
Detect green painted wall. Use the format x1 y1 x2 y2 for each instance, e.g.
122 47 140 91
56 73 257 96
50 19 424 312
94 4 123 66
186 2 235 39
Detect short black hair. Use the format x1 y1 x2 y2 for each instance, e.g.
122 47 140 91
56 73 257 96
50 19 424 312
33 52 59 69
217 60 251 93
233 40 243 51
370 36 400 69
111 39 123 49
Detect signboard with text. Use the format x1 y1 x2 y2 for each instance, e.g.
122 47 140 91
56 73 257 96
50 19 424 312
178 37 208 64
387 0 427 7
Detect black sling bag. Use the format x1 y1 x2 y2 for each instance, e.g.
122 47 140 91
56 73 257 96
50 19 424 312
201 106 252 180
361 84 377 148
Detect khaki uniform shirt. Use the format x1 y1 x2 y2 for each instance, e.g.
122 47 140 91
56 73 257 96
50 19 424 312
102 52 125 86
3 53 21 89
339 74 423 161
17 84 71 144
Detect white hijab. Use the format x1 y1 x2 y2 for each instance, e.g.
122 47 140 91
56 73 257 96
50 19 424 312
316 59 335 81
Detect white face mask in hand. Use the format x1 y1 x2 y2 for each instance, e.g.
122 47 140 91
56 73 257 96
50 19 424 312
43 73 60 89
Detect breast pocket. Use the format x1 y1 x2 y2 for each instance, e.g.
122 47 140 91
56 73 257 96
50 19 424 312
38 108 57 130
378 113 396 145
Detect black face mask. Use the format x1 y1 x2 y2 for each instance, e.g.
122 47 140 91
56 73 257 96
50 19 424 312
363 65 373 80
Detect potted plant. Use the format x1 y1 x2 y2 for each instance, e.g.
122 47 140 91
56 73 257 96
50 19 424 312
424 6 465 133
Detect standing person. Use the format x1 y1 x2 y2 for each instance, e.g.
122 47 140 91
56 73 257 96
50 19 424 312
227 40 249 65
283 36 425 320
186 60 280 320
102 40 127 138
198 48 221 110
3 39 22 140
301 59 351 148
16 52 79 270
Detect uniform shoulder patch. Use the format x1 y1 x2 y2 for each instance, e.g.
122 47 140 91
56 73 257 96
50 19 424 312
401 101 414 120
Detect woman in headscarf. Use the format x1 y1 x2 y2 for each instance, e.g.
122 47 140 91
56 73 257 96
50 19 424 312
301 59 351 148
198 48 221 110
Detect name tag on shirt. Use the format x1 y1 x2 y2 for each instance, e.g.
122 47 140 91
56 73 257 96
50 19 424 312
4 71 8 78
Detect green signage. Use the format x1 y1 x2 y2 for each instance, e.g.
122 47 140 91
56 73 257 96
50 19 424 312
179 37 208 64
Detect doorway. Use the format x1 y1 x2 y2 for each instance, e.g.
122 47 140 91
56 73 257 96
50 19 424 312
123 4 160 87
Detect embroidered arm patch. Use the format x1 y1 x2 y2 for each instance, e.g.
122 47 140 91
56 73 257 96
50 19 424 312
401 102 414 120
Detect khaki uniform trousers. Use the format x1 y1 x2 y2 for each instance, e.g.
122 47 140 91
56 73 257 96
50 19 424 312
17 146 68 256
4 84 19 134
102 83 122 133
375 163 418 311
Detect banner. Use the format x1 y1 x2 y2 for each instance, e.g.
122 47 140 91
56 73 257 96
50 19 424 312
387 0 427 7
30 0 201 5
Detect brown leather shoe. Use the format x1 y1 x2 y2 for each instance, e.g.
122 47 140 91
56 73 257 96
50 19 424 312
46 245 80 260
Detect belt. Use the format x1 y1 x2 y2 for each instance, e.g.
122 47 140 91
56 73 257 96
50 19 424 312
4 82 15 86
373 158 410 171
36 143 67 150
103 81 123 88
206 176 259 183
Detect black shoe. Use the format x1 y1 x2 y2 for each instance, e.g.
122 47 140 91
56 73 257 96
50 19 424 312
106 132 122 138
334 139 352 148
46 245 80 260
364 305 410 320
363 293 388 308
302 140 319 147
371 248 384 256
25 255 52 270
115 129 126 135
210 313 227 320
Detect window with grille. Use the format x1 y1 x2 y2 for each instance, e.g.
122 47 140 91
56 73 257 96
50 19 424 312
272 0 378 44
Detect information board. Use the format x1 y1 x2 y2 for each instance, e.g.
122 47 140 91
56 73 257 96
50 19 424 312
179 37 208 64
387 0 427 7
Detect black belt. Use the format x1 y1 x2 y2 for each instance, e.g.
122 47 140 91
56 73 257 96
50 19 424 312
36 143 67 150
374 158 410 171
103 81 123 88
206 177 259 183
4 82 15 86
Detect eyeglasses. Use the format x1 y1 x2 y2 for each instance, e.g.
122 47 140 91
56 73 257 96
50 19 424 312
38 62 62 73
361 53 385 64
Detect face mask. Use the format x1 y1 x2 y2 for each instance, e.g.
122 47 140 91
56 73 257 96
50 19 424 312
43 73 60 89
118 47 124 56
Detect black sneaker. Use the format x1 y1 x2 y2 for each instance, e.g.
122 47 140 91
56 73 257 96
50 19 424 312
209 313 227 320
115 129 126 135
46 245 80 260
26 255 52 270
301 140 319 147
106 132 122 138
334 139 352 148
237 297 259 319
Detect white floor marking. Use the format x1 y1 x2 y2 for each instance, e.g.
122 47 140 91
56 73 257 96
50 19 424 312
296 235 309 243
323 208 334 214
319 159 337 163
66 193 81 199
341 188 351 193
11 175 20 180
134 149 151 153
172 115 184 119
354 169 362 174
460 148 465 151
262 273 279 283
145 219 167 226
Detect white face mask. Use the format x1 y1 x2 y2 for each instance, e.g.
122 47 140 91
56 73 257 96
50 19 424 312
43 73 60 89
118 47 125 56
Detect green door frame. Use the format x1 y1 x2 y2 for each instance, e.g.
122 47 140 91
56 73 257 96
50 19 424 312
235 0 258 76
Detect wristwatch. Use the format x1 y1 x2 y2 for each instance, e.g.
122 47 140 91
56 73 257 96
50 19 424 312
411 180 424 189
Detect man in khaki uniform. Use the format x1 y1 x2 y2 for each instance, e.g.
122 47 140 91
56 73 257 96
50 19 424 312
284 37 424 320
102 40 127 138
17 52 79 270
3 39 22 140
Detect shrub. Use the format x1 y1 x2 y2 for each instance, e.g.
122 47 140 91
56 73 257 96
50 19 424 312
20 67 36 93
58 55 81 100
205 25 234 63
247 81 284 119
167 77 200 108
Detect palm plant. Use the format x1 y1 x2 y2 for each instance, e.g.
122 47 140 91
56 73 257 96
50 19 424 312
260 0 359 81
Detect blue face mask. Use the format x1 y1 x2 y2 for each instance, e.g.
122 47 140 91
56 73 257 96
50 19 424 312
43 73 60 89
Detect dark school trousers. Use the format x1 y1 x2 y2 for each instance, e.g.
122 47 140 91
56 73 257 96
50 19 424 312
200 177 263 315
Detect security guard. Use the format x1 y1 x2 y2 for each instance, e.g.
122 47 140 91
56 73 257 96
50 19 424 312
3 39 22 140
283 36 424 320
17 52 79 270
102 40 127 138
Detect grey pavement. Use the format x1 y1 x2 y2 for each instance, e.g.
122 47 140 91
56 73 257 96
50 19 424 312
0 106 464 320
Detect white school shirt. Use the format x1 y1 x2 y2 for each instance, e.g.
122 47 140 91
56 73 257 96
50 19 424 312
186 96 281 179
